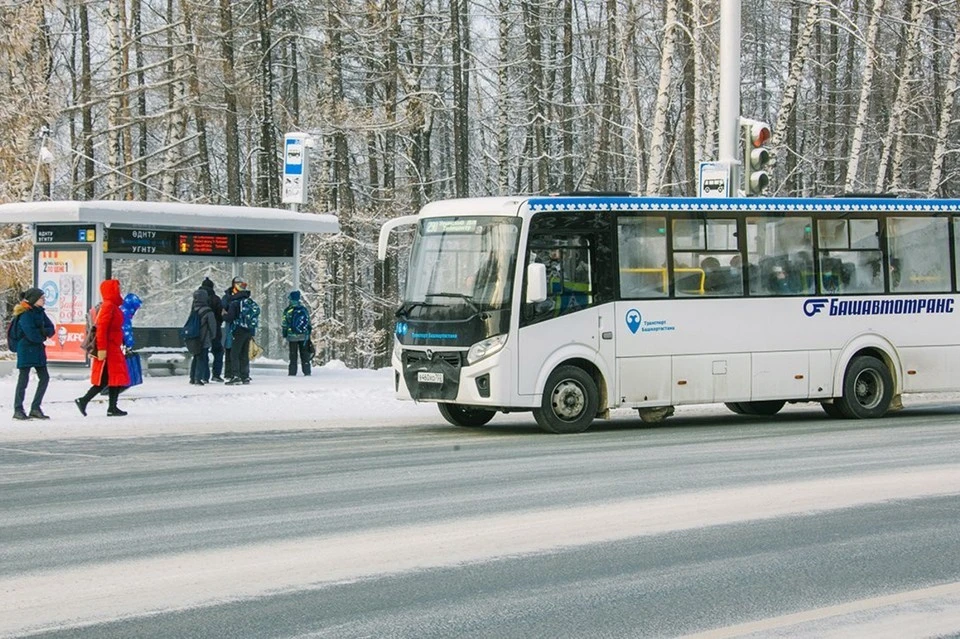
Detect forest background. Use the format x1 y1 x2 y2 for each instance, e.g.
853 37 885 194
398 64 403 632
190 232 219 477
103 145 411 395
1 0 958 368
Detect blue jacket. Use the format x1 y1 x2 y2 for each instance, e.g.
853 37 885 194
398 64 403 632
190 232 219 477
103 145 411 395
13 303 55 369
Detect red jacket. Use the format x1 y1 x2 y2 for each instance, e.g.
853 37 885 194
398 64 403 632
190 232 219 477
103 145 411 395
90 279 131 387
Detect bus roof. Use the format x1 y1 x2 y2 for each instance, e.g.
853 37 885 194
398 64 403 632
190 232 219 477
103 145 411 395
526 194 960 214
413 194 960 218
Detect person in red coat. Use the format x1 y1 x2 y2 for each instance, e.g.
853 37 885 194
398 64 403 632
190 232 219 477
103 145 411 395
75 279 131 417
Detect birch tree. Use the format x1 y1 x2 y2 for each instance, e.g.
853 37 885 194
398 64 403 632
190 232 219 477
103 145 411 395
645 0 680 195
928 1 960 195
882 0 927 193
844 0 884 192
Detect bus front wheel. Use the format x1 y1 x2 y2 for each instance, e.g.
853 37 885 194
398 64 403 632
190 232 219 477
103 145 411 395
836 356 893 419
821 401 846 418
533 365 598 434
438 403 497 427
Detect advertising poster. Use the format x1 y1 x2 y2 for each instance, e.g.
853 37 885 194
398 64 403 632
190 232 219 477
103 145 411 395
35 248 91 363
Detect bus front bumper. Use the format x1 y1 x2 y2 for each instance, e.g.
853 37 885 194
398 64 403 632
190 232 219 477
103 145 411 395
394 347 512 407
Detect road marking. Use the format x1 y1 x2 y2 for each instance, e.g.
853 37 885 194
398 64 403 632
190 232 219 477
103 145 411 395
3 466 960 637
681 582 960 638
0 447 100 459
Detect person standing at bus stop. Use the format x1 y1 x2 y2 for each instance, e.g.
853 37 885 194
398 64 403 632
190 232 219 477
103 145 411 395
199 278 224 382
281 290 312 376
10 288 55 420
75 279 130 417
222 277 257 385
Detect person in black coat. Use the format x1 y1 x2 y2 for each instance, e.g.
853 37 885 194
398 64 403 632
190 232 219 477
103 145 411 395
11 288 55 420
188 289 217 386
199 278 224 382
222 277 254 385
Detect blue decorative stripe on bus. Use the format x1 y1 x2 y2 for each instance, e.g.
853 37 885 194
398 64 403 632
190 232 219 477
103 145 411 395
527 195 960 214
803 297 955 318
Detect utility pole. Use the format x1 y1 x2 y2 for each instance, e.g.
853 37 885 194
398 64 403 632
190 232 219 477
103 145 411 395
699 0 742 198
718 0 741 189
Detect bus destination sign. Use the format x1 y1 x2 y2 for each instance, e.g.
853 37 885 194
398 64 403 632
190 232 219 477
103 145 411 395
177 233 233 256
106 229 295 258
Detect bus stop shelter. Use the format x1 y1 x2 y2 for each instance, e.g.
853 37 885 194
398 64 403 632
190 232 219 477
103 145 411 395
0 200 339 363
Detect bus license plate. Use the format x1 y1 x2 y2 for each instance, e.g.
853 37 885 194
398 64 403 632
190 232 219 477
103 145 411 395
418 372 444 384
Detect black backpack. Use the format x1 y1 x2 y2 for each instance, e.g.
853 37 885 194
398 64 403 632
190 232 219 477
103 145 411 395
180 309 203 355
6 315 20 352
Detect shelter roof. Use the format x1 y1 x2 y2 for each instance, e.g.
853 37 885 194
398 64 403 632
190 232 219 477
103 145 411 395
0 200 339 234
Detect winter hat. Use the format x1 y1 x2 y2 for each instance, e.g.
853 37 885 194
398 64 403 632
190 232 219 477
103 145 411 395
201 277 215 290
232 277 248 290
289 290 301 302
23 287 44 305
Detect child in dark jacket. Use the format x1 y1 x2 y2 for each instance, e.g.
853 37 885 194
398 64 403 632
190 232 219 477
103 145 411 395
11 288 55 420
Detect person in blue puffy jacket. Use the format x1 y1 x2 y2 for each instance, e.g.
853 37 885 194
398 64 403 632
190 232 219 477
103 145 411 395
11 288 55 420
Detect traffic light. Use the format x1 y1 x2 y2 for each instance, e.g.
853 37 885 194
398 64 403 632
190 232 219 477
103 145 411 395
741 119 771 196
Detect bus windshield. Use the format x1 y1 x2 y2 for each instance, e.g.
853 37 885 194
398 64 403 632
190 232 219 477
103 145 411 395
404 216 521 314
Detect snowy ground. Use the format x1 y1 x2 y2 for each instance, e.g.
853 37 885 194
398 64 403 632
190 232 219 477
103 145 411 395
4 357 960 442
0 359 440 441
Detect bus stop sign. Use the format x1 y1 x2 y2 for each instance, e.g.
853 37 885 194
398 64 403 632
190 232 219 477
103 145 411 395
698 161 732 198
282 133 310 205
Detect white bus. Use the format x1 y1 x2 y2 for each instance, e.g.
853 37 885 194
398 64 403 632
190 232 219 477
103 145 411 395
378 194 960 433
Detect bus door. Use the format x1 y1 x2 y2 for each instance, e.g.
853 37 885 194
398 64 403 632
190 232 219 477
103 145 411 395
517 234 615 397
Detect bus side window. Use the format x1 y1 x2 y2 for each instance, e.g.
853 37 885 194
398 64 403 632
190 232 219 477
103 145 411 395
888 217 950 293
747 216 814 296
618 218 667 299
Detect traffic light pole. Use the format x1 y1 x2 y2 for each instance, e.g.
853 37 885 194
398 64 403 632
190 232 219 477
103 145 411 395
718 0 742 191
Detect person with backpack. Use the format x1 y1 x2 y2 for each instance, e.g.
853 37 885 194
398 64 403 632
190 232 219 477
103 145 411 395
222 277 260 385
187 289 217 385
10 288 55 420
75 279 130 417
199 277 224 382
281 290 312 376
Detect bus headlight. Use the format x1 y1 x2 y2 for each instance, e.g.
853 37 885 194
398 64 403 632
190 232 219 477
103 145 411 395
466 334 507 365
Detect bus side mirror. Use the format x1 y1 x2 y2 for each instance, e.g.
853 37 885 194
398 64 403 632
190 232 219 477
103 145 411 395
526 263 547 303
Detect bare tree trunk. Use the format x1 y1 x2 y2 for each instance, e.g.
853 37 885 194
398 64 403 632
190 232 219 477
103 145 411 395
131 0 149 200
770 2 819 161
928 0 960 195
181 0 212 198
645 0 679 195
845 0 883 192
219 0 242 204
79 1 95 198
585 0 619 191
561 0 574 192
884 0 926 193
256 0 279 207
496 0 510 193
103 0 125 195
521 0 547 192
451 0 469 196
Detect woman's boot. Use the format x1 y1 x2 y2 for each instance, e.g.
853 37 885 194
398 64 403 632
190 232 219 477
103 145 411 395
106 387 127 417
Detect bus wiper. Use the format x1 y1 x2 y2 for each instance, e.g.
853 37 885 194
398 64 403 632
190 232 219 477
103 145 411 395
425 292 480 314
396 301 432 317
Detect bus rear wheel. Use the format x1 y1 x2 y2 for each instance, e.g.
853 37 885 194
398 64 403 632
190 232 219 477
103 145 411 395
533 365 598 434
725 402 747 415
835 355 893 419
438 403 496 427
738 400 786 416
